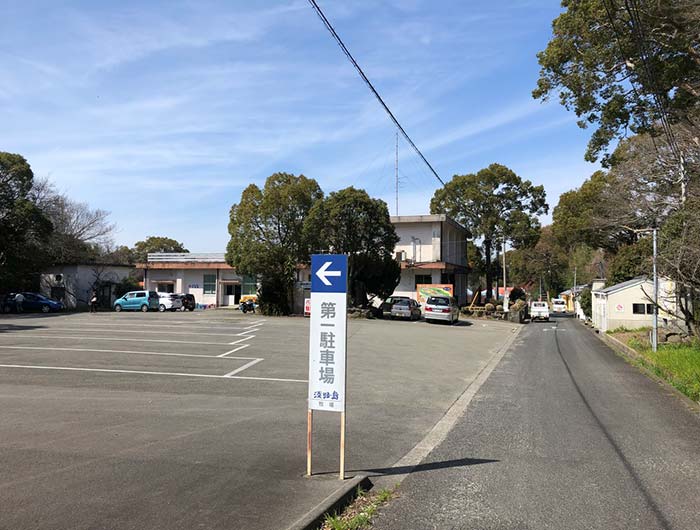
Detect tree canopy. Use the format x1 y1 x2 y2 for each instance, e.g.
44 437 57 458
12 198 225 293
430 163 548 300
534 0 700 165
305 186 400 306
226 172 323 315
133 236 189 263
0 152 52 288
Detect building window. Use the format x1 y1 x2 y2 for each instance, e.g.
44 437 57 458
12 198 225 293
203 274 216 294
242 275 257 296
415 274 432 287
632 303 645 314
646 304 656 314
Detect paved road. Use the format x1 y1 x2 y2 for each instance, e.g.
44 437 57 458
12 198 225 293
0 312 517 530
373 316 700 530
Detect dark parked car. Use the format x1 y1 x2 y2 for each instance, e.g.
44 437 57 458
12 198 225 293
2 293 17 313
175 293 196 311
379 296 411 318
10 292 64 313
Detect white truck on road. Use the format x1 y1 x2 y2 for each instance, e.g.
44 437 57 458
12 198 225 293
530 301 550 322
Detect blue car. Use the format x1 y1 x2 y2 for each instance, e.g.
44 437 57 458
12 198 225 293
113 291 160 312
18 292 64 313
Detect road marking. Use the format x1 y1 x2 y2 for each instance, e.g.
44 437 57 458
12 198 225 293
0 364 306 382
0 345 255 360
228 335 255 345
0 334 231 346
9 327 247 338
223 358 263 377
218 344 251 357
48 321 250 331
237 328 259 336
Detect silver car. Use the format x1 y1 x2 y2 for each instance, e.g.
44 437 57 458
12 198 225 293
390 298 422 321
424 296 460 324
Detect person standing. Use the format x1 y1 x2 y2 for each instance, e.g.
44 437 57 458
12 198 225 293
89 289 98 313
14 292 24 313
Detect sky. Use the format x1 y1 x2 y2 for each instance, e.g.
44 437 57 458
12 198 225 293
1 0 600 251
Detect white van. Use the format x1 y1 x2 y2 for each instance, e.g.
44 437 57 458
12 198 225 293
530 301 550 322
552 298 567 314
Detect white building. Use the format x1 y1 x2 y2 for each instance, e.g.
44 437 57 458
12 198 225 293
40 263 135 309
592 276 678 332
389 214 469 305
138 253 257 307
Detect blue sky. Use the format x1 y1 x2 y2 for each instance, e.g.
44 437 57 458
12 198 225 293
1 0 599 251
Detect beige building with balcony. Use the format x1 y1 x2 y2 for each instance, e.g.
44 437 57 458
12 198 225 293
389 214 469 305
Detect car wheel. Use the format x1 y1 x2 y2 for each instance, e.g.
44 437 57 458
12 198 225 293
41 304 50 313
114 304 122 312
158 304 166 312
141 304 149 312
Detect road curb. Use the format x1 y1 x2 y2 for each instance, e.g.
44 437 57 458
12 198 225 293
372 323 523 490
586 323 700 413
285 324 522 530
286 474 373 530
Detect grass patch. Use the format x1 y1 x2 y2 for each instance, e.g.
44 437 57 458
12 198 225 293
321 486 394 530
607 325 652 334
611 331 700 402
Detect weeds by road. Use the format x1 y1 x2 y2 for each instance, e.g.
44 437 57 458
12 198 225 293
321 487 393 530
612 331 700 402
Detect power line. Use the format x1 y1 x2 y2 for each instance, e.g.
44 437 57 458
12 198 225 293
307 0 448 190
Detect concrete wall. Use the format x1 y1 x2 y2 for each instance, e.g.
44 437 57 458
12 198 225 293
394 222 438 263
146 268 248 306
440 222 466 266
41 265 134 309
594 280 677 332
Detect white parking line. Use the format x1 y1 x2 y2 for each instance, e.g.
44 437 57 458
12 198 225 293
228 335 255 346
218 344 250 357
0 364 306 383
0 334 231 346
13 327 245 338
224 358 263 377
47 320 251 331
0 345 255 361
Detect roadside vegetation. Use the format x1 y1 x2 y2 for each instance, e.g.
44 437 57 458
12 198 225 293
321 487 393 530
610 330 700 402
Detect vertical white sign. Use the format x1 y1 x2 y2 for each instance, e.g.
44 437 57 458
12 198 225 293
308 254 347 412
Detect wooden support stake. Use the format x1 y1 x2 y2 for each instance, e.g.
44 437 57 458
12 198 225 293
339 411 346 480
307 409 313 476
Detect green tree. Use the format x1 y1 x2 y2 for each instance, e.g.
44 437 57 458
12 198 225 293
0 152 52 289
133 236 188 263
534 0 700 165
607 238 652 286
226 172 323 315
304 187 400 306
430 163 548 300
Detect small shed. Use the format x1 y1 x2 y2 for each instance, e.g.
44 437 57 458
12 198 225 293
592 276 677 332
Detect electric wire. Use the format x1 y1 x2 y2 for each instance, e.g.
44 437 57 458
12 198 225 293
307 0 472 222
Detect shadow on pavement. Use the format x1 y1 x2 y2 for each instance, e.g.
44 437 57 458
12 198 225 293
0 324 47 333
311 457 498 478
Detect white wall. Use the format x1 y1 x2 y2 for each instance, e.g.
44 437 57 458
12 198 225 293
394 222 438 263
441 222 467 266
41 265 134 309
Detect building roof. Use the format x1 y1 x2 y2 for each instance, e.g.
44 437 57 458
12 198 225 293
390 214 468 234
147 253 226 263
595 276 651 295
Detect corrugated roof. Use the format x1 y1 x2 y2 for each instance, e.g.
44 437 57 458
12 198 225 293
596 276 649 294
147 253 226 263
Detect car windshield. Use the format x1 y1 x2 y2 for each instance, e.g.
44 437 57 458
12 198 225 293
386 297 407 305
427 297 449 306
533 302 547 307
393 300 409 306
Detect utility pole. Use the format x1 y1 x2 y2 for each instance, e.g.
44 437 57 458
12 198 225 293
652 228 658 352
395 131 399 216
502 236 508 312
573 266 577 314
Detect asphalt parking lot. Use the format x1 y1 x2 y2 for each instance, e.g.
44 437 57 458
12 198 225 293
0 310 518 530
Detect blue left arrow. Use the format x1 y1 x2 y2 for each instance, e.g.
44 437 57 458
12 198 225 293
311 254 347 293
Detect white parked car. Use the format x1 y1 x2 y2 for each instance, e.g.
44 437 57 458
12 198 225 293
157 293 183 312
530 301 550 322
424 296 460 324
552 298 567 314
